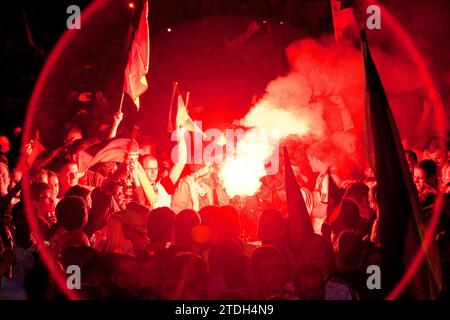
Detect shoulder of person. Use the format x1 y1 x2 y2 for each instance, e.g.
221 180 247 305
326 277 359 300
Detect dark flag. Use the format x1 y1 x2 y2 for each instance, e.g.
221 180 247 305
284 147 314 252
326 170 344 224
361 30 441 299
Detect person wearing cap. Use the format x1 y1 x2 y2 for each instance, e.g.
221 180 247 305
120 202 150 256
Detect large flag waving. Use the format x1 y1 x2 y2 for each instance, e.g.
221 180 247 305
361 31 441 299
284 147 314 252
123 0 150 110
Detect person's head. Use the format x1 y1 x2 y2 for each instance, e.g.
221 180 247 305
0 158 9 195
424 136 446 166
331 199 361 238
299 234 334 280
121 202 150 251
306 144 333 174
29 181 55 216
125 140 140 164
141 155 159 183
294 264 326 300
405 150 418 173
248 245 289 299
345 182 369 204
10 167 22 188
81 254 113 290
55 196 88 232
364 167 375 180
58 160 79 192
47 171 60 200
174 209 200 248
0 135 11 154
442 162 450 186
12 202 32 249
258 209 287 247
65 185 92 209
33 169 48 184
135 255 159 290
414 159 438 190
146 207 175 244
60 245 99 270
64 127 83 143
335 230 364 271
165 252 206 298
208 238 243 276
425 136 442 154
198 206 219 227
217 206 240 241
105 253 139 292
96 161 116 177
369 183 379 212
189 164 212 182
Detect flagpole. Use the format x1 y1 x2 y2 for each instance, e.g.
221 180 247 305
167 81 178 132
118 92 125 113
185 91 190 109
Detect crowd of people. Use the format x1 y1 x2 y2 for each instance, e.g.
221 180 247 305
0 114 449 300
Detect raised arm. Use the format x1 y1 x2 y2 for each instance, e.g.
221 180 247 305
169 128 187 185
108 111 124 139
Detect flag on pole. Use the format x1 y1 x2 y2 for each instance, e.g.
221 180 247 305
330 0 358 44
123 0 150 110
176 94 204 135
167 85 205 136
284 147 314 252
361 31 441 299
326 171 344 224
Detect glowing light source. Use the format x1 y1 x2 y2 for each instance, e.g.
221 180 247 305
218 127 278 198
218 134 227 146
167 27 172 32
128 2 135 9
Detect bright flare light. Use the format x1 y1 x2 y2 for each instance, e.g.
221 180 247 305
218 128 278 198
218 98 311 198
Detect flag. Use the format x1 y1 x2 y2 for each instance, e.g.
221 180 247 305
25 132 46 168
284 147 314 252
123 0 150 110
326 171 344 224
176 94 204 134
225 20 261 52
361 31 441 299
330 0 358 44
77 138 139 175
167 88 205 136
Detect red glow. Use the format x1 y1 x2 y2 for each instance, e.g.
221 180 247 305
363 0 445 300
22 0 446 301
